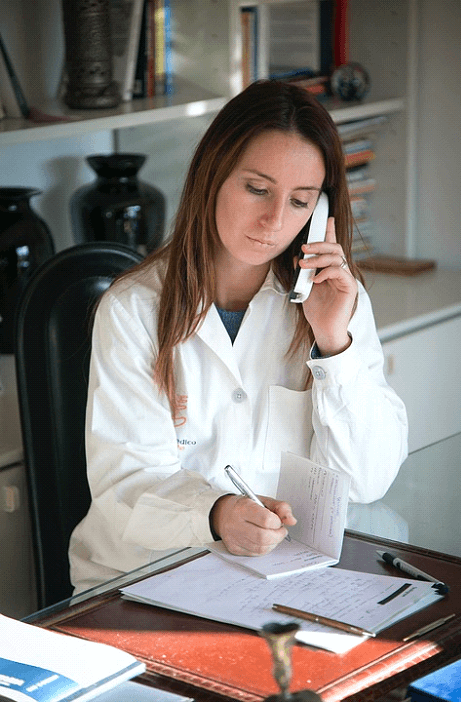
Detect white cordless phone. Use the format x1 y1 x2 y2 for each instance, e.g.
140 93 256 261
289 192 329 303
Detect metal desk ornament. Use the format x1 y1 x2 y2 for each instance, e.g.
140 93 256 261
260 622 322 702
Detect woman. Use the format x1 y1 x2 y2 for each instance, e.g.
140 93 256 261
69 80 408 592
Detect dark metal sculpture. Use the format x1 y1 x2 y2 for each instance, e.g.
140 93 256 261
61 0 120 109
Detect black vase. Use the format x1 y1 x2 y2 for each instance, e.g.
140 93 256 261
70 154 166 255
0 188 55 354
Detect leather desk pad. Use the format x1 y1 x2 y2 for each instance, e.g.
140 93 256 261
45 534 461 702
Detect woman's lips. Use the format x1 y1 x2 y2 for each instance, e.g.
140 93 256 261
247 236 276 247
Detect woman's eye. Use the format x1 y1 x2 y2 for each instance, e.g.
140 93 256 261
247 184 267 196
291 198 309 209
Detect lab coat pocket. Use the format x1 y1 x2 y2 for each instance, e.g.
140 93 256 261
263 386 313 474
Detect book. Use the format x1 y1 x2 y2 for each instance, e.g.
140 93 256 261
337 114 389 140
163 0 173 96
319 0 334 75
343 138 374 154
268 0 333 93
241 7 258 88
146 0 155 97
268 1 321 77
345 149 375 168
333 0 349 67
151 0 173 96
408 658 461 702
0 613 145 702
120 550 443 655
109 0 145 102
132 0 149 98
208 452 350 578
289 76 329 100
347 176 376 196
154 0 165 92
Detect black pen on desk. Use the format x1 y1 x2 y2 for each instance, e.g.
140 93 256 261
402 613 456 642
376 551 450 595
272 604 375 638
224 465 291 541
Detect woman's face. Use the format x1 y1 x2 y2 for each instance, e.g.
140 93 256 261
215 130 326 270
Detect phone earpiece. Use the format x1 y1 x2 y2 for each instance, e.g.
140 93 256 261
289 192 329 303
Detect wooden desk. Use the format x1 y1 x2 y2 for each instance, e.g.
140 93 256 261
31 532 461 702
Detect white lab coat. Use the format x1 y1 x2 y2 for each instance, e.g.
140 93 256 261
69 265 408 592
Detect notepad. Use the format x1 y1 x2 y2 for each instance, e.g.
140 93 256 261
120 552 443 654
207 452 350 577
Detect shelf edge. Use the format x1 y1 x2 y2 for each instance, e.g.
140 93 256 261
0 97 227 146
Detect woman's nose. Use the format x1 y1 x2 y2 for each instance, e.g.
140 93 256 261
260 200 284 231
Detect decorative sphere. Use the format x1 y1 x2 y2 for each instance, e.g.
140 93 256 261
330 62 370 101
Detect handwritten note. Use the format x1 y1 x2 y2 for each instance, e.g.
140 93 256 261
208 452 350 577
121 553 442 654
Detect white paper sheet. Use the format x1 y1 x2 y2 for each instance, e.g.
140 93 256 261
120 553 442 654
207 539 336 578
277 452 350 557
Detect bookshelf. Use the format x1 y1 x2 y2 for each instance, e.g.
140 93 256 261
0 0 417 258
0 1 414 256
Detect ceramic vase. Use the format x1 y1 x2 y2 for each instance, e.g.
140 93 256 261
0 188 55 353
70 153 166 255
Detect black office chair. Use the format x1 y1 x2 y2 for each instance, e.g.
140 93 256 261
15 242 143 609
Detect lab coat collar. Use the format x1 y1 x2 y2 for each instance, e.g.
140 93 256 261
195 267 287 381
195 304 243 382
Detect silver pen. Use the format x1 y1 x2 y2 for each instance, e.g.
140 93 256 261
402 613 456 642
225 464 265 507
224 465 291 541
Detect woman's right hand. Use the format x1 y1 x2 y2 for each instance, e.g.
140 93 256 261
210 494 296 556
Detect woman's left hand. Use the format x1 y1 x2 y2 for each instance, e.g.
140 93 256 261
299 217 358 357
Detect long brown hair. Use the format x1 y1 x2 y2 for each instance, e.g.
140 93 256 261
125 80 358 416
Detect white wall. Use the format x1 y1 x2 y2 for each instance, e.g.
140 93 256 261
0 134 114 252
414 0 461 268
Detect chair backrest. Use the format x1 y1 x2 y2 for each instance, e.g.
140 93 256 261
15 242 143 609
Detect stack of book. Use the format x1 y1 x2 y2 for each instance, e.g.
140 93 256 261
286 72 330 101
110 0 173 102
337 115 388 260
347 165 376 259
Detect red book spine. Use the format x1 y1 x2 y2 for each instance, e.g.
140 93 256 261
334 0 349 67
